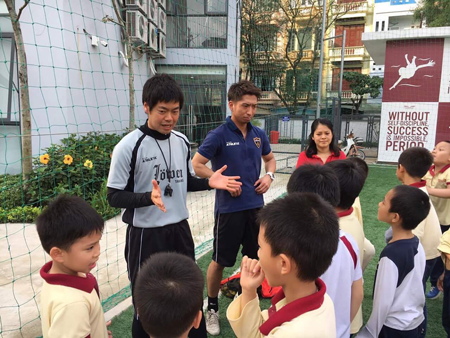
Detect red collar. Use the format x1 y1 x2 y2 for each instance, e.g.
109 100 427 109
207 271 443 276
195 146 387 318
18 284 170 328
259 279 326 335
311 153 338 162
409 181 426 188
429 164 450 177
40 261 99 297
337 207 354 218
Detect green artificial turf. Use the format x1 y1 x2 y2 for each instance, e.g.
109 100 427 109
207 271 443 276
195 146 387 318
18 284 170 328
109 165 446 337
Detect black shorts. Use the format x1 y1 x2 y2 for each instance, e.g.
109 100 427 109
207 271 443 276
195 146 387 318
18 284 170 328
124 220 206 338
212 208 260 267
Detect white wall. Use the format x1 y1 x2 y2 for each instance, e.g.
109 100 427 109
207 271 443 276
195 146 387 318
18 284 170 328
2 0 151 174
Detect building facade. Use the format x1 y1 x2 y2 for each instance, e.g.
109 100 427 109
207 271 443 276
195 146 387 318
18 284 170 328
0 0 239 175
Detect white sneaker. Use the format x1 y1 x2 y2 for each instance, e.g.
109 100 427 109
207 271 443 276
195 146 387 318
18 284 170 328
206 309 220 336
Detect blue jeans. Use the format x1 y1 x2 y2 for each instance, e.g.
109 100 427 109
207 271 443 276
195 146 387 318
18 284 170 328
419 258 439 337
430 225 450 286
443 269 450 337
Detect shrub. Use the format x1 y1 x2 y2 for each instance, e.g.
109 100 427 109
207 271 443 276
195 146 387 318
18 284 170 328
0 206 42 223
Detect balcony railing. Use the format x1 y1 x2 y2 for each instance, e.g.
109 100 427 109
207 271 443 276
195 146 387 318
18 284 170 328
329 46 366 58
260 91 280 101
334 1 368 14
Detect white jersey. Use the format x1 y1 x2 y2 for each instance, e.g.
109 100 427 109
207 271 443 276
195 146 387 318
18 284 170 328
321 230 362 338
357 236 425 337
108 125 195 228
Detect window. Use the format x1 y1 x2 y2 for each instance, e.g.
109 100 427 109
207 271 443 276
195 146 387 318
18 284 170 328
332 67 361 91
335 24 364 47
381 21 385 31
254 25 278 52
375 21 379 32
0 27 19 125
156 65 226 143
167 0 228 48
287 30 297 52
253 70 276 91
206 0 227 14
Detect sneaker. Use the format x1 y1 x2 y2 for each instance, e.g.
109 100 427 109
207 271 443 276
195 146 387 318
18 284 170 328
426 286 441 299
206 309 220 336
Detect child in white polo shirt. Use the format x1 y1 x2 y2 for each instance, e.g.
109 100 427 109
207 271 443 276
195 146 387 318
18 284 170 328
36 195 110 338
227 192 339 337
287 164 363 338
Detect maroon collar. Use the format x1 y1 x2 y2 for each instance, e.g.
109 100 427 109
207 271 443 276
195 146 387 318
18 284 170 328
409 181 426 188
337 207 354 218
40 261 99 297
259 278 326 335
429 164 450 177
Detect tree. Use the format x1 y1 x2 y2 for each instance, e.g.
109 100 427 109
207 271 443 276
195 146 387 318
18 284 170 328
4 0 32 180
342 72 383 115
240 0 350 115
414 0 450 28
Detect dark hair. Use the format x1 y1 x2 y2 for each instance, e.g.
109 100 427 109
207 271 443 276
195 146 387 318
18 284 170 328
347 157 369 181
306 118 340 158
134 252 204 338
389 185 430 230
326 160 365 210
398 147 433 178
36 195 104 253
287 164 340 207
142 74 184 111
228 80 262 102
258 192 339 281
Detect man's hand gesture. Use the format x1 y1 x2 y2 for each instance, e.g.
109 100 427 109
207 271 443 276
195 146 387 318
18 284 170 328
208 165 242 194
151 180 166 213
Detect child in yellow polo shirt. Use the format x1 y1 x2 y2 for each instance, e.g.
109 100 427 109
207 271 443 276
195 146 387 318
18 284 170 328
437 229 450 335
423 141 450 300
36 195 110 338
227 193 339 337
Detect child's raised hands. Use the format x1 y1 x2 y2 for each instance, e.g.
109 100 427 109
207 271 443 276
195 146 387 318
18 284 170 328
240 256 265 292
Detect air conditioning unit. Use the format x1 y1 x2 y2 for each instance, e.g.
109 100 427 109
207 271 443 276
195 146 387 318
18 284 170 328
157 7 166 35
148 22 158 51
158 0 166 11
127 11 149 46
148 0 157 24
126 0 148 17
157 32 166 58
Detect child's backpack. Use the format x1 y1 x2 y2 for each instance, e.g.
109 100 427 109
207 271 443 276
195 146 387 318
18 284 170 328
220 273 281 299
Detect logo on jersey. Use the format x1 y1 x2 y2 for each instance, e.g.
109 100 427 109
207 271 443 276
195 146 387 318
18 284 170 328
253 137 261 148
154 164 184 183
226 141 239 147
142 156 157 163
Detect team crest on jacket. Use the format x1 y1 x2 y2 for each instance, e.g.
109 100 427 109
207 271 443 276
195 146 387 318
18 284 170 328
253 137 261 148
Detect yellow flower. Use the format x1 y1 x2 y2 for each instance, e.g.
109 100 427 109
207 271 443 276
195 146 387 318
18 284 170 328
40 153 50 165
63 155 73 165
84 160 93 169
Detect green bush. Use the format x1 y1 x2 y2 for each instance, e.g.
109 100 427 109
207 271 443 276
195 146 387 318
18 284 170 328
1 131 126 223
0 206 42 223
278 138 302 144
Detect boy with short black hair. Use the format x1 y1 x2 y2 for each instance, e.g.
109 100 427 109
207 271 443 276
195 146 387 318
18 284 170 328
387 147 442 337
37 194 109 338
346 157 375 274
134 252 204 338
326 159 367 333
357 185 430 337
227 192 339 337
287 164 363 338
424 141 450 300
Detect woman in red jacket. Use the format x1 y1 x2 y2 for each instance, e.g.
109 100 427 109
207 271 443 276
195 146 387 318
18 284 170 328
296 118 346 168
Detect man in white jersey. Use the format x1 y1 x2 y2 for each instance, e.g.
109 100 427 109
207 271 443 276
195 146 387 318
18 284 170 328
107 74 241 338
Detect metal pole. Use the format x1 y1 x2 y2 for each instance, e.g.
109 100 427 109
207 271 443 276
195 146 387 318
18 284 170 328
316 0 327 119
338 29 346 100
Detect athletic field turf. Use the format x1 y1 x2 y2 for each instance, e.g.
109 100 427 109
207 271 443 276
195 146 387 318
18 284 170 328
109 164 447 337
